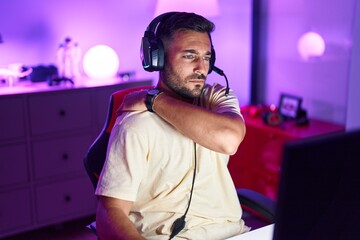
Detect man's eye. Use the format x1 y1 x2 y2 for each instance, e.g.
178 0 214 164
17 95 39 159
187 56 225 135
204 56 211 62
184 55 194 59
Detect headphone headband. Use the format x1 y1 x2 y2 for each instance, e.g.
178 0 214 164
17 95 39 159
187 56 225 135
146 12 178 33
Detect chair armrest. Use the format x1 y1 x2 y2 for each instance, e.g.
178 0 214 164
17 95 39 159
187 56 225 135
237 188 276 223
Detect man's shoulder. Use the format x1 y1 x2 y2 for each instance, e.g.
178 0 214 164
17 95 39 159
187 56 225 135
115 111 164 131
118 111 154 124
199 83 241 114
202 82 226 93
200 82 237 102
112 111 179 139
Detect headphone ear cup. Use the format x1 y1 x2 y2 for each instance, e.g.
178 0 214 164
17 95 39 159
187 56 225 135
153 40 165 71
141 33 165 72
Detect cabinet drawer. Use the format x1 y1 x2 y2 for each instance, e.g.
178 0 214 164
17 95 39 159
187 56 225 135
28 91 92 135
35 177 96 223
0 96 25 141
0 143 29 187
32 134 94 180
0 188 32 234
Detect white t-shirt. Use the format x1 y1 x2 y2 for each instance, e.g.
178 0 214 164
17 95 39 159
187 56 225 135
96 83 247 239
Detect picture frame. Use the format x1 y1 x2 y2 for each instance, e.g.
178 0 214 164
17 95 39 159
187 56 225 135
278 93 303 119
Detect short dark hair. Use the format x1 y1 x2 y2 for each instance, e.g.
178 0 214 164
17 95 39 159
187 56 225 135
156 12 215 47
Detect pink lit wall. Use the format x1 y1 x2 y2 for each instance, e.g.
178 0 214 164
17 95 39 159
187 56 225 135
0 0 252 106
3 1 356 127
346 0 360 130
0 0 159 76
262 0 358 125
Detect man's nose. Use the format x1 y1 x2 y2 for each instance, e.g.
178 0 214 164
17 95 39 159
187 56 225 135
194 58 208 75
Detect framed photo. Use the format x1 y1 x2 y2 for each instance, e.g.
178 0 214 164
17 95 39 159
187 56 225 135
278 94 302 119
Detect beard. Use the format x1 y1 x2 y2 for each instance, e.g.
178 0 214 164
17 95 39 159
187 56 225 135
161 64 206 99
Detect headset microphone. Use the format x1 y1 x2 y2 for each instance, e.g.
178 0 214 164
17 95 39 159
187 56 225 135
213 66 230 97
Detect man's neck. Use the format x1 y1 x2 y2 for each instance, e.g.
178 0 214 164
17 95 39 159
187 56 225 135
156 81 194 103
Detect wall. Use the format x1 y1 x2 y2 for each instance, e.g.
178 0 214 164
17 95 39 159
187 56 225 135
0 0 252 106
346 0 360 131
262 0 357 125
3 0 356 127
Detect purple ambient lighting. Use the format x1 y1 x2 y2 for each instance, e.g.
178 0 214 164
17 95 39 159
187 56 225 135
154 0 220 17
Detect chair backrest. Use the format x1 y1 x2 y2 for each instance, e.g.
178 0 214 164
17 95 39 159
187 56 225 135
83 86 152 189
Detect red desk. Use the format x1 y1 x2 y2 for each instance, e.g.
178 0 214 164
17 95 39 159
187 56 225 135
228 110 345 200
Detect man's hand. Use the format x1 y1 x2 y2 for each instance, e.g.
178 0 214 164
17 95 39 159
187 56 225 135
116 90 148 116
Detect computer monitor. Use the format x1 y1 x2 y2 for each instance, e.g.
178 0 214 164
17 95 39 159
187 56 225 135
273 129 360 240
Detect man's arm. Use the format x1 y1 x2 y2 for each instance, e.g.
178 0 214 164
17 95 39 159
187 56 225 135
96 196 144 240
153 93 245 155
118 90 245 155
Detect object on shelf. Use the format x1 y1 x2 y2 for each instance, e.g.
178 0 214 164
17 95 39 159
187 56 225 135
118 71 136 81
0 63 33 87
278 93 303 119
56 37 82 82
29 65 58 82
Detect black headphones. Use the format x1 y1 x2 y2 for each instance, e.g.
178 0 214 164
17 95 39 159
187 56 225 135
141 12 229 96
140 12 216 74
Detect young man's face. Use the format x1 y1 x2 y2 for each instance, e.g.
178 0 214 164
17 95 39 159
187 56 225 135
161 30 212 99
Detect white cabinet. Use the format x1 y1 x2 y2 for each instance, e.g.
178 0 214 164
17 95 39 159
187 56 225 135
35 177 95 223
0 96 26 141
0 143 29 187
28 91 92 135
0 189 33 234
32 134 94 180
0 79 152 238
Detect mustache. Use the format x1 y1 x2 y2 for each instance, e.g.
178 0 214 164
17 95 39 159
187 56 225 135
187 74 206 80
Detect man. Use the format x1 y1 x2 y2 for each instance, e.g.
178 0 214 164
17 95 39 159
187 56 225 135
95 12 247 239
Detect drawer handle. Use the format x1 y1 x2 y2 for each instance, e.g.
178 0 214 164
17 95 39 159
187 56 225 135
59 109 66 117
62 153 69 160
64 195 72 202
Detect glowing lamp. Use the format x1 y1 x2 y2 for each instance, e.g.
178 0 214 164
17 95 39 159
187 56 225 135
83 45 119 79
297 32 326 60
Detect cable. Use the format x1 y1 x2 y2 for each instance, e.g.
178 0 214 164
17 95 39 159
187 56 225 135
168 70 227 237
213 66 230 97
169 142 197 239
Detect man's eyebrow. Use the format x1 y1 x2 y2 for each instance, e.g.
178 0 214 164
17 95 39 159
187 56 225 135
182 49 212 55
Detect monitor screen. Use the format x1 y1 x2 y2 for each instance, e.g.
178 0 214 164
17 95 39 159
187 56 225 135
273 129 360 240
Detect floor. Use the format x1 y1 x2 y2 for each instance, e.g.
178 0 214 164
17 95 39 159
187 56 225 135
3 216 97 240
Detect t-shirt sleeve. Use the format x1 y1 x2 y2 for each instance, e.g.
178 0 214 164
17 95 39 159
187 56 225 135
199 83 243 119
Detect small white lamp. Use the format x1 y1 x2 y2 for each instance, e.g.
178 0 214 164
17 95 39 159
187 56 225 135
297 31 326 60
83 44 119 79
